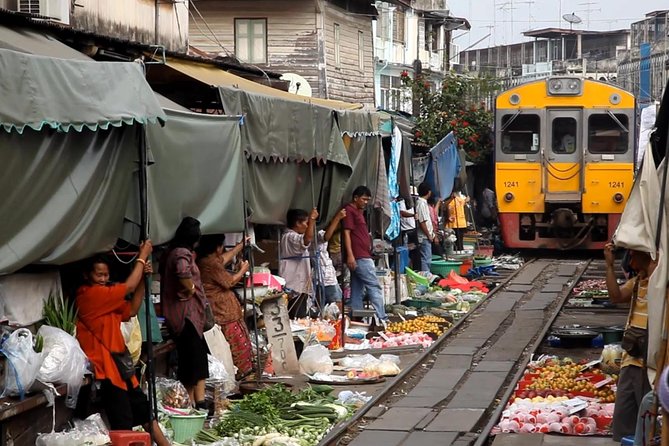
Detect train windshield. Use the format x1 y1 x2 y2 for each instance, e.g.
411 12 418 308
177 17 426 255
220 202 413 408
588 114 629 153
500 114 540 153
551 117 577 154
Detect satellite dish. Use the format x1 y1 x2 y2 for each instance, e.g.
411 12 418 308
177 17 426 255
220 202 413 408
562 12 582 30
280 72 313 97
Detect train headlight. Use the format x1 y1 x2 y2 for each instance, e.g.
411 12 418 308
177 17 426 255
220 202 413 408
547 77 582 96
504 192 514 202
613 193 624 203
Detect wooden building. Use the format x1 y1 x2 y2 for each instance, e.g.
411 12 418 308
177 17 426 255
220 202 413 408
188 0 377 106
0 0 188 51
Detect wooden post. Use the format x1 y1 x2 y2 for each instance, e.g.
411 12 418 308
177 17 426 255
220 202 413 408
260 294 300 374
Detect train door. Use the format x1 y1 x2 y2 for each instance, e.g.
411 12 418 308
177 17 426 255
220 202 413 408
544 109 582 203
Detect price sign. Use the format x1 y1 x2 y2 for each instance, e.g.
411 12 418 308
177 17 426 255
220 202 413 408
260 294 300 374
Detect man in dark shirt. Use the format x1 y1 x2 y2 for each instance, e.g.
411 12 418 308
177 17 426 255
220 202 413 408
342 186 387 322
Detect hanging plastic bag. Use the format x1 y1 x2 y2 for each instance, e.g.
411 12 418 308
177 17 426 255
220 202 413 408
36 413 110 446
299 344 333 375
36 325 89 409
120 316 142 365
1 328 43 399
203 324 237 378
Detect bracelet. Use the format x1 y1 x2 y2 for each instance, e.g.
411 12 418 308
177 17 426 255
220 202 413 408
136 258 146 266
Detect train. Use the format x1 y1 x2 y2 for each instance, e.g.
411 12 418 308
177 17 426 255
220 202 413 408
494 76 636 249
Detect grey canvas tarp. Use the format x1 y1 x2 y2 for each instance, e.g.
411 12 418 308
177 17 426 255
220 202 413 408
0 48 166 274
123 109 245 244
0 48 165 133
0 126 140 274
219 86 350 165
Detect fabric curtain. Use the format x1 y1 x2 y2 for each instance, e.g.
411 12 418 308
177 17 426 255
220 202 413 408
123 109 245 244
0 126 139 274
385 124 403 240
0 49 165 134
424 132 461 199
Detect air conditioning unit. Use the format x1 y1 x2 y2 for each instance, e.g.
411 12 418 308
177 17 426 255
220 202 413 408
17 0 70 25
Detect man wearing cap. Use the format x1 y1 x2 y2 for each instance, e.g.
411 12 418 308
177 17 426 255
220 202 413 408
604 243 654 442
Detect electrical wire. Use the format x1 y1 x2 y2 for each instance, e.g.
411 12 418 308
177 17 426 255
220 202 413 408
188 2 234 57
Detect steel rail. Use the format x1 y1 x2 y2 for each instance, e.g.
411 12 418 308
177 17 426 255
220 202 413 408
320 259 536 446
472 257 593 446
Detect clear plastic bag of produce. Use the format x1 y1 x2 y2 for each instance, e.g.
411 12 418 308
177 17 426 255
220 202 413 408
378 354 400 365
337 390 372 407
207 354 237 396
1 328 43 399
339 354 378 369
299 344 333 375
322 302 341 321
156 377 191 408
36 325 89 408
36 413 110 446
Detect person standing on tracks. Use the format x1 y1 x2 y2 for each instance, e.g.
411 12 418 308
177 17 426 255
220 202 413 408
445 181 470 252
415 182 436 273
343 186 388 323
604 243 655 442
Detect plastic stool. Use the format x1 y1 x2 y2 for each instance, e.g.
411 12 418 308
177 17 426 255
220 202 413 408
109 430 150 446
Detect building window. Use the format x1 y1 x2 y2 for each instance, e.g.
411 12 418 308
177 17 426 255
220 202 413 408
393 9 405 44
235 19 267 64
334 23 341 67
425 23 439 52
358 31 364 71
380 75 405 111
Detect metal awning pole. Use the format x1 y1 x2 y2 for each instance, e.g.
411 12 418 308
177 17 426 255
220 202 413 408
138 126 157 440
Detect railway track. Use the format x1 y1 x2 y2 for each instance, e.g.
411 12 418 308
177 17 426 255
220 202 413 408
323 255 609 446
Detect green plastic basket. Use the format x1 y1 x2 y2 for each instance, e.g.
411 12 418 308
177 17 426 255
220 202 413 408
430 260 462 277
405 267 431 286
473 257 492 267
404 299 441 309
170 411 207 443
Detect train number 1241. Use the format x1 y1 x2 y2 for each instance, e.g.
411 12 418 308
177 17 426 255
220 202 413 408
504 181 519 187
608 181 624 188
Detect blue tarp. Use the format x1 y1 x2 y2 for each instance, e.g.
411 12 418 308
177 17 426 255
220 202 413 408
424 132 461 199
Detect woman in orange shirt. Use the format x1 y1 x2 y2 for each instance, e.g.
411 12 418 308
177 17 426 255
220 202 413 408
76 241 170 445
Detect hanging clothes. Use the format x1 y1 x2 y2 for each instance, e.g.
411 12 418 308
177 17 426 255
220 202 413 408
386 124 402 240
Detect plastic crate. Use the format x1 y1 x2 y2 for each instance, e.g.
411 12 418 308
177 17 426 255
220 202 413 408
169 411 207 443
430 260 462 277
110 431 150 446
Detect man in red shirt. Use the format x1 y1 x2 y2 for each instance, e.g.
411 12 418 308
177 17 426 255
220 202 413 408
342 186 387 322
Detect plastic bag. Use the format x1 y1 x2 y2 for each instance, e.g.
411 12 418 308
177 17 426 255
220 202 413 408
378 354 400 366
323 302 341 321
364 361 400 377
340 354 379 369
36 413 110 446
1 328 43 399
156 377 191 408
120 316 142 364
36 325 89 408
207 354 237 394
204 325 237 378
337 390 372 407
299 344 333 375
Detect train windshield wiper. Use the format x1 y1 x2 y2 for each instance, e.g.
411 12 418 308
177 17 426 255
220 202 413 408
607 110 629 133
500 110 523 132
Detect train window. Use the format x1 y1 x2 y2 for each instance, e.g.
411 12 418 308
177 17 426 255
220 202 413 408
588 114 629 153
501 114 540 153
551 117 577 154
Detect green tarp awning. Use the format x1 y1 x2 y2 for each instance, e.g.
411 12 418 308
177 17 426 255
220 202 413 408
0 49 166 133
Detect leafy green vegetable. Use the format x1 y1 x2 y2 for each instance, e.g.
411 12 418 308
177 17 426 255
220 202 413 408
42 292 77 336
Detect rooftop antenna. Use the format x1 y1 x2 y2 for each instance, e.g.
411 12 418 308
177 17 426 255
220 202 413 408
562 12 582 31
577 2 600 28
